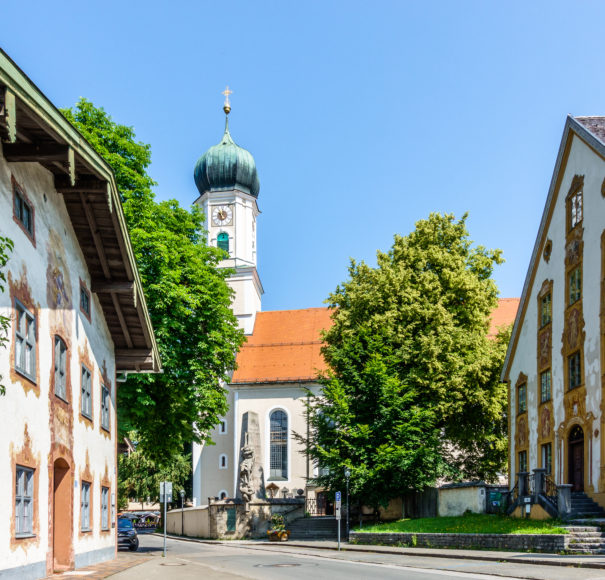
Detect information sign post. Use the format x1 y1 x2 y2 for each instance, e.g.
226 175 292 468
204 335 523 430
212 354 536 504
160 481 173 557
335 491 342 551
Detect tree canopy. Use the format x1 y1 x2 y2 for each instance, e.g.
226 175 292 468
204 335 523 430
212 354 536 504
117 432 191 511
303 213 509 508
62 99 244 463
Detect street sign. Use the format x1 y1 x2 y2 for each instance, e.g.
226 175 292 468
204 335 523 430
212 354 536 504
160 481 173 503
335 491 342 550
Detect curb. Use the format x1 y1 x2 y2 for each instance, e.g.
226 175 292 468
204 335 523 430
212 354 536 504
154 533 605 570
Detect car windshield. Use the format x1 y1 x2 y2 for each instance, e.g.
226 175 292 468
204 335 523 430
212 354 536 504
118 518 134 529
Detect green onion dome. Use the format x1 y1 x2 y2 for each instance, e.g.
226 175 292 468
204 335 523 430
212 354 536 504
194 120 260 198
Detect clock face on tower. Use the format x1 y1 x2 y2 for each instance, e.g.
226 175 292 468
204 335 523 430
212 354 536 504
211 205 233 226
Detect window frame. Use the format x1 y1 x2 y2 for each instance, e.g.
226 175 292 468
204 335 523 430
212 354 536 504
101 385 110 432
517 383 527 414
540 369 552 403
15 466 34 538
518 450 528 473
14 299 36 383
540 292 552 327
569 266 582 305
54 336 68 402
217 232 229 254
569 188 583 230
81 481 91 532
219 454 228 470
13 178 35 243
568 352 582 390
101 486 109 531
79 280 91 321
269 409 288 481
81 365 92 420
541 443 552 475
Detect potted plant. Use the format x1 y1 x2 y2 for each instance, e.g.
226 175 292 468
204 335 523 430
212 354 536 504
267 513 290 541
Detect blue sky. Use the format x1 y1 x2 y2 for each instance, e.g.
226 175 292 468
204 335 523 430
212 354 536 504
3 1 605 311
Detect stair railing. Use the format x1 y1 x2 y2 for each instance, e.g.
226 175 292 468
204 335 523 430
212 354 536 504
544 474 558 509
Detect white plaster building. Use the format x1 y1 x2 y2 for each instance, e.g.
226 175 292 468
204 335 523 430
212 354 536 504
502 116 605 508
0 50 160 578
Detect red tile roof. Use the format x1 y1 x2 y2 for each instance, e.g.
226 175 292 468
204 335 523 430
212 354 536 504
488 298 520 338
231 308 332 384
231 299 519 385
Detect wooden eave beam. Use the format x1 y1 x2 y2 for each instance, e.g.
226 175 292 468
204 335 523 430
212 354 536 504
111 293 133 349
0 86 16 142
5 142 76 185
56 175 108 193
91 280 134 294
79 192 111 280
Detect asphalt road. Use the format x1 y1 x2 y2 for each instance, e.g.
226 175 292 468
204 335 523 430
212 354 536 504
113 534 605 580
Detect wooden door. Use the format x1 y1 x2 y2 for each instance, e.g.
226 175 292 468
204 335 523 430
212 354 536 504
570 442 584 492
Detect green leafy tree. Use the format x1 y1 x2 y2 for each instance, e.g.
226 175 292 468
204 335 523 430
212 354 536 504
303 213 509 508
62 99 244 463
0 236 14 395
118 434 191 510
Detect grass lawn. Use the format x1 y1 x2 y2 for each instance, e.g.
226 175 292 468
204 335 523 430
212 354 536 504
356 513 569 535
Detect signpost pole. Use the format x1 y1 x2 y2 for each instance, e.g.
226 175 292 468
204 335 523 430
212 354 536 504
163 493 167 557
335 491 342 551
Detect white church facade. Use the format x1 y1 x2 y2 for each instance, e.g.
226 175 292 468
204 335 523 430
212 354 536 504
191 98 520 508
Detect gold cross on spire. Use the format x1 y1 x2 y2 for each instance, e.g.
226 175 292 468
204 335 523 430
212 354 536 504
222 86 233 115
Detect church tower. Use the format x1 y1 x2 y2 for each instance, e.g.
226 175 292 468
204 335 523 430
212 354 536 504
193 90 263 334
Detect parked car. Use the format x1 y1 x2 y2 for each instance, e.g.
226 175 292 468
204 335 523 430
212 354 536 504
118 517 139 551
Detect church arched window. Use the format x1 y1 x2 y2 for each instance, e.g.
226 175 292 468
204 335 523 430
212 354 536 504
269 410 288 481
217 232 229 254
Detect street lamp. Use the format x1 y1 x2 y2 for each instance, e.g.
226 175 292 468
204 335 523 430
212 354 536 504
344 469 351 541
180 489 185 536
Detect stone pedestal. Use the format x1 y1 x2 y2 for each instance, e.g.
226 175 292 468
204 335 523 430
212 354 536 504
557 484 573 518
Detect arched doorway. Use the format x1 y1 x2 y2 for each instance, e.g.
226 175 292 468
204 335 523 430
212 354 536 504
568 425 584 492
53 458 72 572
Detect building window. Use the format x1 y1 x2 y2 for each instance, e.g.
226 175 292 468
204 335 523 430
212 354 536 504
269 410 288 481
101 486 109 530
540 293 552 327
217 232 229 254
219 454 228 469
54 336 67 401
13 183 34 238
101 385 110 431
81 365 92 419
568 352 582 390
81 481 91 531
517 383 527 414
541 443 552 475
15 466 34 537
219 490 228 500
80 282 91 320
540 369 552 403
569 187 583 230
15 300 36 382
569 267 582 305
518 450 528 473
219 420 227 434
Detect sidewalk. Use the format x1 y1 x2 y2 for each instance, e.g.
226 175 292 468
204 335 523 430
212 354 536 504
161 533 605 570
45 552 150 579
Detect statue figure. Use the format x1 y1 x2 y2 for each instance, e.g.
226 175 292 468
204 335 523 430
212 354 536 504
239 433 255 503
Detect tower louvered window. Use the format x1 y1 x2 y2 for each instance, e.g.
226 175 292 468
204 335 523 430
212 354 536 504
269 410 288 481
217 232 229 254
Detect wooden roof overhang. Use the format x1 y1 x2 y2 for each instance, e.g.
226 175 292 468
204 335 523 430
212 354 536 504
0 49 161 373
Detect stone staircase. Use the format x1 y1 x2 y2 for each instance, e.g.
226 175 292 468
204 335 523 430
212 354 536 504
287 516 345 540
564 526 605 554
569 492 605 519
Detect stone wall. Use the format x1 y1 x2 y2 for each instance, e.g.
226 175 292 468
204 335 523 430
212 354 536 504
349 531 569 553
